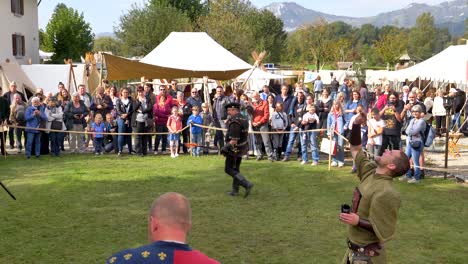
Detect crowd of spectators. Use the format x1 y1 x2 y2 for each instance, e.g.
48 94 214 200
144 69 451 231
1 78 466 182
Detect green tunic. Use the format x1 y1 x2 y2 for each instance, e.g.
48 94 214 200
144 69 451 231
343 150 401 264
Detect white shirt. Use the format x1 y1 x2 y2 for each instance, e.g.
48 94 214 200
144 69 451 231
368 118 386 146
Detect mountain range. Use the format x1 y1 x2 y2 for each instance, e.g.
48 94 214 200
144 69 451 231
264 0 468 35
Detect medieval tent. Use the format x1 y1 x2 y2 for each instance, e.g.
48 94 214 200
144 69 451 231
0 60 36 98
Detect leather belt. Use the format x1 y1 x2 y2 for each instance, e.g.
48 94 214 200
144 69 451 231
347 239 382 257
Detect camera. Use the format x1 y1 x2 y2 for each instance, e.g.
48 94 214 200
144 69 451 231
341 204 351 214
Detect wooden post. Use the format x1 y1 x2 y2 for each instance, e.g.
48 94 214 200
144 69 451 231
328 130 333 171
99 52 103 86
189 123 193 156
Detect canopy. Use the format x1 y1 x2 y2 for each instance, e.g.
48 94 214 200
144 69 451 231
21 64 86 95
103 53 191 81
0 60 36 98
366 44 468 85
140 32 252 79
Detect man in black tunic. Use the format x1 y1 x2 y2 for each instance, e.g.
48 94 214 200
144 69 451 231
221 102 253 198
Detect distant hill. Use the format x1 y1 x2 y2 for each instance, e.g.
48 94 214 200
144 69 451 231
264 0 468 35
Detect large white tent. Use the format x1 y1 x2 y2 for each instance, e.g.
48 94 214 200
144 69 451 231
21 64 86 95
366 44 468 85
140 32 252 80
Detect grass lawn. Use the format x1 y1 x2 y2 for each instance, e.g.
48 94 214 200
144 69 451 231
0 154 467 264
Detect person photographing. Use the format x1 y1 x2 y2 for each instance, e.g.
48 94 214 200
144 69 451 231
339 112 410 264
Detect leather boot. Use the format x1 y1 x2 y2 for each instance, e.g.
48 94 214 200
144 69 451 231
227 180 240 196
234 173 253 198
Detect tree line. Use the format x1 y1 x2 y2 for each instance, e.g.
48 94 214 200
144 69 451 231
41 0 468 69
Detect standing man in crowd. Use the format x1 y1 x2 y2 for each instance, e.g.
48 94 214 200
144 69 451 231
0 87 10 156
78 84 92 108
186 88 203 110
260 85 275 101
169 80 179 99
274 85 294 153
107 192 220 264
313 75 323 101
379 93 403 156
251 91 274 161
212 86 230 149
3 81 26 149
221 102 253 197
330 73 339 100
340 113 409 264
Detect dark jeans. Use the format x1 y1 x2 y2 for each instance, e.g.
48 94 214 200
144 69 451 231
154 125 168 152
8 127 15 147
0 131 6 155
134 122 149 155
179 127 189 154
435 116 446 134
49 132 64 156
15 128 25 150
94 137 104 153
379 134 401 156
117 118 133 153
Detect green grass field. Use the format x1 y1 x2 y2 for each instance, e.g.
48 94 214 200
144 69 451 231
0 154 467 264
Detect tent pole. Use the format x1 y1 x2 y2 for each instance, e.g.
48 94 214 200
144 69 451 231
422 80 432 93
67 59 72 93
99 52 103 87
70 63 78 93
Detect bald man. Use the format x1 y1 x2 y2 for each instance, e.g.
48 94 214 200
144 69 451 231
107 193 219 264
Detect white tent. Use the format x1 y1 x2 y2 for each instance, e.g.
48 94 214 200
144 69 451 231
0 60 36 98
21 64 86 95
140 32 252 80
304 70 353 85
236 68 291 91
366 44 468 85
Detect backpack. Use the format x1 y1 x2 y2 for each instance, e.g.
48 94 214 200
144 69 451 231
422 121 435 147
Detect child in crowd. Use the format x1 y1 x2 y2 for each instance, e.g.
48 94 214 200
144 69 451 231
167 106 182 158
187 106 203 157
367 108 385 160
270 103 288 161
349 105 367 172
301 104 320 165
91 113 106 155
104 113 118 153
200 103 213 155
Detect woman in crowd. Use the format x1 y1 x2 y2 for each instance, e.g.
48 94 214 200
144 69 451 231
132 86 152 156
327 100 345 167
433 89 446 137
423 90 434 123
108 85 120 119
402 104 426 184
176 91 191 154
64 92 89 153
57 89 70 151
115 87 134 156
267 94 275 120
45 98 66 157
153 94 171 155
316 88 332 130
91 86 113 117
344 91 363 137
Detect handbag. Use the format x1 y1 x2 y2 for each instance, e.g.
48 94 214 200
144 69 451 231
409 139 421 149
320 137 337 155
51 120 62 130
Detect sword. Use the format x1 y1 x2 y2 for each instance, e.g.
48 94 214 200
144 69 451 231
0 180 16 200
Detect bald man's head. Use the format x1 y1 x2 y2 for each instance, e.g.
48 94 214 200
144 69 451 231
150 192 192 232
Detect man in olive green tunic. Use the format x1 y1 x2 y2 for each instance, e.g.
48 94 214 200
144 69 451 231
340 114 410 264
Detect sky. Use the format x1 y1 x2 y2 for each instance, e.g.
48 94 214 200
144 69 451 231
38 0 448 34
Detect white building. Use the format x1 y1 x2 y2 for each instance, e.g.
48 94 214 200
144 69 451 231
0 0 39 64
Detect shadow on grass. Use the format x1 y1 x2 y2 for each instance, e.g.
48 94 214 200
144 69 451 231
0 155 467 264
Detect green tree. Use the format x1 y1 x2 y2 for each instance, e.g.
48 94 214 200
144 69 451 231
408 13 436 60
149 0 207 27
374 30 408 66
198 0 255 62
243 9 286 63
43 4 94 63
93 37 122 54
115 2 192 57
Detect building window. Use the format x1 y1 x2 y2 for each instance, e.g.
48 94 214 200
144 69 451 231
12 34 26 57
11 0 24 16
